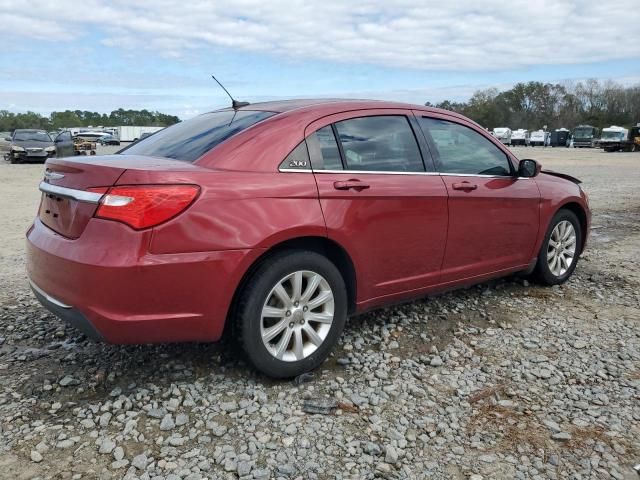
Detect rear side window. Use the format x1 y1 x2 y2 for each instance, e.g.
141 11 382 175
279 141 310 170
334 116 424 172
419 117 512 176
307 125 343 170
121 110 275 162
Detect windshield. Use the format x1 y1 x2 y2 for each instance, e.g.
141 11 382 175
14 131 52 142
602 131 623 140
121 110 276 162
573 128 593 138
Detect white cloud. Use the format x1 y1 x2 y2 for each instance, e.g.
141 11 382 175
1 0 639 70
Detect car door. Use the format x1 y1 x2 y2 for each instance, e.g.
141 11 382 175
306 110 449 305
55 131 74 157
415 113 540 282
0 133 11 156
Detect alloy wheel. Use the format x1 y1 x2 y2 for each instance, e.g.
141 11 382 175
547 220 577 277
260 270 334 362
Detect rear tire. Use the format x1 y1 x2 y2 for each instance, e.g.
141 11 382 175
533 210 582 285
234 250 347 378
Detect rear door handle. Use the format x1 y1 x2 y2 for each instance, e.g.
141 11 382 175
333 180 370 191
452 182 478 191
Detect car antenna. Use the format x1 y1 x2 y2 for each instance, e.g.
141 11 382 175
211 74 250 110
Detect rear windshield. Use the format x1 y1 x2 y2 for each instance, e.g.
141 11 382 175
120 110 275 162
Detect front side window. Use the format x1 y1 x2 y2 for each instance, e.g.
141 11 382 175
121 110 275 162
334 116 424 172
419 117 512 176
306 125 343 170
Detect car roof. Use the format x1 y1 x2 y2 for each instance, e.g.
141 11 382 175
14 129 47 132
201 97 492 171
213 98 467 120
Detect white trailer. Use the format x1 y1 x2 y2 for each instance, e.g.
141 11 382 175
530 130 549 147
492 127 512 145
511 129 530 146
115 126 164 142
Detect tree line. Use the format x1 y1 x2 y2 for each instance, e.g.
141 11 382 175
0 109 180 132
426 79 640 131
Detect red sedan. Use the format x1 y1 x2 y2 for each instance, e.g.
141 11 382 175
26 99 590 378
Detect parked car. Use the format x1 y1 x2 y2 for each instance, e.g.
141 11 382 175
53 131 75 157
132 131 157 143
8 129 56 163
0 131 12 158
97 134 121 146
511 129 530 146
27 99 590 378
492 127 512 145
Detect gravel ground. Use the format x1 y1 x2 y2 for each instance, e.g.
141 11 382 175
0 147 639 479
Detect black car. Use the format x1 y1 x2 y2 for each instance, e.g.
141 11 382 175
7 130 56 163
97 134 121 146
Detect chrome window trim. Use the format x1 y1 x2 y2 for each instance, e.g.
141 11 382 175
278 168 313 173
278 167 531 180
318 169 440 176
282 168 440 176
29 278 72 309
438 172 514 179
39 181 103 204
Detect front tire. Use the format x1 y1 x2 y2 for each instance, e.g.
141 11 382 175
234 250 347 378
534 210 582 285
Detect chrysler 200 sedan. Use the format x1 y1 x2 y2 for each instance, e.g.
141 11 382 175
26 99 590 378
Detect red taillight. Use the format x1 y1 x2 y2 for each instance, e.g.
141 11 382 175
92 185 200 229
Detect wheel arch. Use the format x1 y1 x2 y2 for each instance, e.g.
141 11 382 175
557 201 588 254
226 236 358 337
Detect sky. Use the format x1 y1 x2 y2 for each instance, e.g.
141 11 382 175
1 0 639 119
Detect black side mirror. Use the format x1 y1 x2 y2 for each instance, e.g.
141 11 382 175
518 159 540 178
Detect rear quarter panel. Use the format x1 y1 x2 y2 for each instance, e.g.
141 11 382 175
113 168 326 254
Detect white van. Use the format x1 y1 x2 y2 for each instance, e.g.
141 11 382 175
530 130 549 147
492 128 512 145
511 129 530 146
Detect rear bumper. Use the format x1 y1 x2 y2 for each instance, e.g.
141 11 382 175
30 280 103 341
26 218 261 344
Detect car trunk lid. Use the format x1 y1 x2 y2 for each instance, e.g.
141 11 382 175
38 155 197 238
